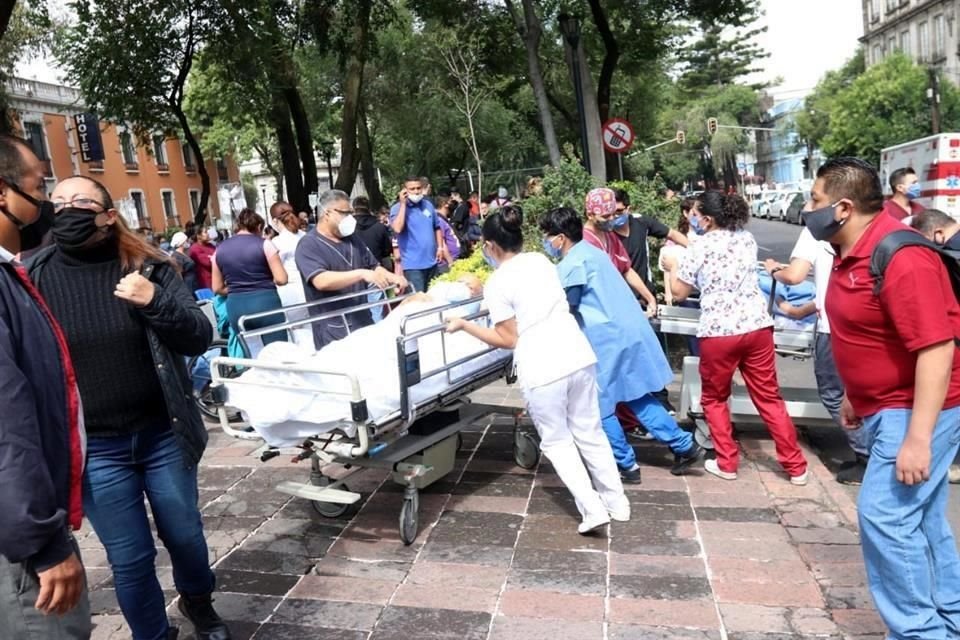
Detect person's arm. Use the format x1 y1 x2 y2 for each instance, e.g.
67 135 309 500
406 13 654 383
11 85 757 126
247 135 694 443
565 284 585 327
660 253 678 306
211 258 228 296
379 265 408 291
129 262 213 356
665 228 689 247
267 252 288 287
672 278 695 302
777 299 817 320
624 268 657 316
898 340 953 485
447 316 518 349
390 193 407 235
310 269 385 291
764 257 813 286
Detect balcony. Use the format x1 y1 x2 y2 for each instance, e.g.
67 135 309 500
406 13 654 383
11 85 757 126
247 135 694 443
6 77 82 108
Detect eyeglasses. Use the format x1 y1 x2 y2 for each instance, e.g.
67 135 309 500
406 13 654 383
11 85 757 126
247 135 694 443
51 197 105 213
330 208 355 216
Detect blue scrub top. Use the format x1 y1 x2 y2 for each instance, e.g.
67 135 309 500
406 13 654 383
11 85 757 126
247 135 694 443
557 241 674 416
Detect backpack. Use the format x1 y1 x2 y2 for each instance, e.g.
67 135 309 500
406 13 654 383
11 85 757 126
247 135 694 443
869 229 960 302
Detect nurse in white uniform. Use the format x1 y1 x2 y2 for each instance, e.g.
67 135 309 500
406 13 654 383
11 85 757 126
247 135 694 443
271 209 313 346
446 206 629 534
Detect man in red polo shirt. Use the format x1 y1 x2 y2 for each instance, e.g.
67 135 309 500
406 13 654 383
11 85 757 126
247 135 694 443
808 157 960 639
881 166 924 221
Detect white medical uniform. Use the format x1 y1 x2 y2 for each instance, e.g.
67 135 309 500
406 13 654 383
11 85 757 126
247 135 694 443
484 252 627 522
272 228 313 347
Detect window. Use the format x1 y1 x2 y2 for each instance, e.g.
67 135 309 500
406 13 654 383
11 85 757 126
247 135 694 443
182 141 196 171
152 134 168 169
873 43 883 63
885 0 897 10
161 190 177 227
934 14 946 58
23 121 48 161
189 189 201 215
888 35 898 52
120 130 137 167
900 29 911 55
130 190 150 229
870 0 880 22
216 157 229 182
918 21 929 60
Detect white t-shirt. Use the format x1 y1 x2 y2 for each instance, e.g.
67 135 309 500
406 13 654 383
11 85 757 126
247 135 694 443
272 229 308 308
789 227 835 334
484 252 596 389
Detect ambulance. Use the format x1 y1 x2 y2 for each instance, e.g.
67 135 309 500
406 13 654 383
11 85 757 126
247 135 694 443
880 133 960 218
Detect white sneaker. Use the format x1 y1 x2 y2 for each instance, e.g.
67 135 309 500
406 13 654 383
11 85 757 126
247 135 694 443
704 458 737 481
949 464 960 485
577 514 610 535
608 506 631 522
790 470 809 486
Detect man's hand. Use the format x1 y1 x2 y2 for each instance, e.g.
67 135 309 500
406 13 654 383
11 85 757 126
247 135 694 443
35 552 84 616
362 269 391 290
391 273 409 292
645 300 658 318
840 395 862 430
436 247 446 264
398 188 408 203
446 317 467 334
896 434 931 485
114 272 155 307
763 258 782 274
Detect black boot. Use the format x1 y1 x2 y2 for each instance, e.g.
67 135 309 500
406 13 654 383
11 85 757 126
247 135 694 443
178 593 232 640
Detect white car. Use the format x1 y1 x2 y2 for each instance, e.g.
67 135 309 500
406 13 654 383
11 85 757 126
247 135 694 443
752 191 779 218
768 191 796 221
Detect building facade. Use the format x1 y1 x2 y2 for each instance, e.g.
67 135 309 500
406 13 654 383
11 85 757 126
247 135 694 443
862 0 960 83
6 76 239 232
754 97 820 189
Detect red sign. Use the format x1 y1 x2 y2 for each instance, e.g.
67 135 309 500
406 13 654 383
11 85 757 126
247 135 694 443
602 118 634 154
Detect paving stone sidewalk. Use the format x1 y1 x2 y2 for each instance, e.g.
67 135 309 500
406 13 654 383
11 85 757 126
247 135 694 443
86 386 885 639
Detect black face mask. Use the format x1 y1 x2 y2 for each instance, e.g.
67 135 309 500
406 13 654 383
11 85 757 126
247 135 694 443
1 180 55 251
802 203 846 242
52 207 110 252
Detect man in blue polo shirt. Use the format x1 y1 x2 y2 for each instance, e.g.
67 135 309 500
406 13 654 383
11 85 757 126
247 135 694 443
390 176 447 292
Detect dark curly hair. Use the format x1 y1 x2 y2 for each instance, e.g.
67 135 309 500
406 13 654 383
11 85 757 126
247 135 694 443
696 191 750 231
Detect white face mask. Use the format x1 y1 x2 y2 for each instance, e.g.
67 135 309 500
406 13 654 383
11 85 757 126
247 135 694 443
408 193 424 204
338 214 357 238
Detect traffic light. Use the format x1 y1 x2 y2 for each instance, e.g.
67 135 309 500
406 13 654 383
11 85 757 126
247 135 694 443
676 130 685 145
707 117 719 136
802 157 810 173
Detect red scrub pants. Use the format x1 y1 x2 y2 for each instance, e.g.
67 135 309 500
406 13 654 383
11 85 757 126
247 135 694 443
698 327 806 476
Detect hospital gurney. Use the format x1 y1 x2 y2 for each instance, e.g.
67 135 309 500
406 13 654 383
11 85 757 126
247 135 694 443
208 288 538 545
652 272 833 450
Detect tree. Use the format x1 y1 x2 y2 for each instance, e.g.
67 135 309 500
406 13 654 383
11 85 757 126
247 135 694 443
820 53 960 165
677 0 769 91
0 1 50 134
794 49 865 158
56 0 215 224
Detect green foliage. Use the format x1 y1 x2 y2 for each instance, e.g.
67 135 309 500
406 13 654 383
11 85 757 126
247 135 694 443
0 2 51 133
431 247 492 286
820 53 960 165
677 0 769 92
794 49 865 153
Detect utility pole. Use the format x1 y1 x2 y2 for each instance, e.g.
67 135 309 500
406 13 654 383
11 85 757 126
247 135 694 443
928 67 942 135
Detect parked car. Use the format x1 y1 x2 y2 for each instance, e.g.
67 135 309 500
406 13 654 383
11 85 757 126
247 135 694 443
769 191 799 221
784 190 810 224
752 191 779 218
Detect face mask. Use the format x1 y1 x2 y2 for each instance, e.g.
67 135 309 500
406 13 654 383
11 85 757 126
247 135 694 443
1 182 55 251
482 245 499 269
337 214 357 238
408 194 424 204
612 213 629 229
52 207 109 251
689 215 707 235
802 203 846 242
906 183 922 200
597 218 615 231
542 237 562 259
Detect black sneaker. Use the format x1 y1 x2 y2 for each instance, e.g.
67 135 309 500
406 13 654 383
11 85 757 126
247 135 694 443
627 427 655 441
178 594 232 640
621 466 642 484
836 456 868 486
671 443 703 476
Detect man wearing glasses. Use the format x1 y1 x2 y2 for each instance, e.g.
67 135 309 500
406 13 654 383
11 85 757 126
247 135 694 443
295 189 407 348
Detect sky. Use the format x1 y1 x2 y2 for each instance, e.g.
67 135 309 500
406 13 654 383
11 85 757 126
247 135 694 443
17 0 866 101
752 0 864 99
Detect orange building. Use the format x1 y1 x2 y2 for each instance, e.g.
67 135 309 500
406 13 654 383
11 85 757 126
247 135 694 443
7 76 239 232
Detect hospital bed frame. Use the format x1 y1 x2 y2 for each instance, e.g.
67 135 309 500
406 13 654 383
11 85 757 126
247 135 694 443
209 287 536 545
652 271 834 450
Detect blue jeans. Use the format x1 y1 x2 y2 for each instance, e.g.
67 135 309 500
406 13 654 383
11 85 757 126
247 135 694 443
368 289 385 323
814 332 869 456
404 266 437 293
621 394 694 455
83 424 216 640
858 407 960 639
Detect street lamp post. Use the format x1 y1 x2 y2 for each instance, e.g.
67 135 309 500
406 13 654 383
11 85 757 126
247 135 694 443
260 186 267 215
559 14 591 175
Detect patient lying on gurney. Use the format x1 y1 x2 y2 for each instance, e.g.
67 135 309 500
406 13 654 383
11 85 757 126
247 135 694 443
222 275 510 447
757 271 816 332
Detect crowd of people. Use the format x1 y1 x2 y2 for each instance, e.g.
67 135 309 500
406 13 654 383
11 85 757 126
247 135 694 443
1 129 960 640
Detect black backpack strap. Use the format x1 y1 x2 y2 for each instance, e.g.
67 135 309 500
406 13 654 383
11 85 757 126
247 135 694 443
869 230 944 296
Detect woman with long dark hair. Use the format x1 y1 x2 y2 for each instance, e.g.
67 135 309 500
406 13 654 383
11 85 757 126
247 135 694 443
27 176 230 640
672 190 808 484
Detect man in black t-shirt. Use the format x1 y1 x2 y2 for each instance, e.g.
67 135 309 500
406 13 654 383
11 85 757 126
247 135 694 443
611 189 689 297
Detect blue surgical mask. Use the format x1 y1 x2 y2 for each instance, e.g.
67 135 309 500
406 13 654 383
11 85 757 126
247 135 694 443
689 215 707 235
906 183 922 200
542 237 562 258
482 245 499 269
612 213 629 229
802 203 846 242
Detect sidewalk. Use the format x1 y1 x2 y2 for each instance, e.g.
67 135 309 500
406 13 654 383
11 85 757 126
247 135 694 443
86 387 884 639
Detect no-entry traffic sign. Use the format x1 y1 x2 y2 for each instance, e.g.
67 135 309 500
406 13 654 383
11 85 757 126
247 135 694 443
602 118 634 154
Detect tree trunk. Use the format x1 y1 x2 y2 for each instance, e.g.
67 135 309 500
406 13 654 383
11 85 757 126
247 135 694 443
271 95 306 212
564 39 606 182
334 0 371 194
357 99 384 209
172 106 210 227
0 1 15 44
505 0 560 166
285 87 318 198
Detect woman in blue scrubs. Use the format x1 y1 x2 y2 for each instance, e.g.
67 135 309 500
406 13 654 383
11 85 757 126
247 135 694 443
540 207 703 480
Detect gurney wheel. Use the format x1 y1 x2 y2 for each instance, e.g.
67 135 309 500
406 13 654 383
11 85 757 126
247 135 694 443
694 422 715 451
309 476 352 518
513 430 540 470
399 490 419 546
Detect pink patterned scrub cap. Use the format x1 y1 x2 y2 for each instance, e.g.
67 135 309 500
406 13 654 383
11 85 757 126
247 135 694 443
585 187 617 216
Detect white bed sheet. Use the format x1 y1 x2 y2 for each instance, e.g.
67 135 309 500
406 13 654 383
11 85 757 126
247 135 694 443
222 299 511 447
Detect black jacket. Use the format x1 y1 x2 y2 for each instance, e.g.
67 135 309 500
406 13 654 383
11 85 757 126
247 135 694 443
355 214 393 267
28 246 212 468
0 257 84 571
